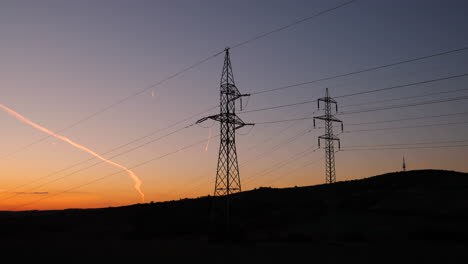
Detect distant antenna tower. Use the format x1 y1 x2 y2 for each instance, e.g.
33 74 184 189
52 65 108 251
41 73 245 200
197 48 253 196
402 156 406 172
313 88 343 184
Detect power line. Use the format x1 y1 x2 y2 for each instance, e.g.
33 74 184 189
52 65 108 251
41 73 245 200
2 2 362 207
343 139 468 148
240 89 323 115
342 144 468 151
345 111 468 126
231 0 358 49
182 145 321 198
252 46 468 95
180 117 316 197
1 0 358 161
339 95 468 115
176 98 468 198
9 3 468 208
8 134 218 211
0 124 197 203
241 73 468 116
177 121 315 198
335 73 468 99
256 115 315 125
257 142 468 188
240 99 317 114
243 127 313 165
166 110 303 198
345 120 468 133
0 104 218 195
0 54 223 160
256 110 468 126
246 116 303 150
341 87 468 108
243 144 319 186
25 120 461 207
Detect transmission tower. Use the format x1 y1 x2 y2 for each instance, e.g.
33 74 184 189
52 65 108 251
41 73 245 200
197 47 253 195
313 88 343 184
197 48 253 232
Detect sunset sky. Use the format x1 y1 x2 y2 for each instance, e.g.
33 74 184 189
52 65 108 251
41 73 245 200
1 0 468 210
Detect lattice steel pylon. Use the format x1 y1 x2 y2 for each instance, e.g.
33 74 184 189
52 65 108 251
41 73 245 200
313 88 343 184
196 48 253 196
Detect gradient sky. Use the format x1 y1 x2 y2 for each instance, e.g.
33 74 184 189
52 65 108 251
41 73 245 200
1 0 468 210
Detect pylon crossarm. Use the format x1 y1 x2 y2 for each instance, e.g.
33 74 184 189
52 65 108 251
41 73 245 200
228 93 250 104
235 123 254 130
196 114 219 124
195 116 211 124
318 135 340 141
314 115 342 123
207 113 247 127
318 97 337 104
230 115 250 127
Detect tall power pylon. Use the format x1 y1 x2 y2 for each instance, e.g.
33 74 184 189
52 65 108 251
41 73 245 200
197 48 252 232
197 48 253 196
402 156 406 171
313 88 343 184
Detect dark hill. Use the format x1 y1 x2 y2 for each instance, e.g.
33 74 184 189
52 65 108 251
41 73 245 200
0 169 467 260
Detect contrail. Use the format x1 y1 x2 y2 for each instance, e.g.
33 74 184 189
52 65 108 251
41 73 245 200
205 127 212 151
0 104 144 201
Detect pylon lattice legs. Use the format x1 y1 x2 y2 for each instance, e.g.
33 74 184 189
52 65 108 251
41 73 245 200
214 122 241 195
196 48 252 196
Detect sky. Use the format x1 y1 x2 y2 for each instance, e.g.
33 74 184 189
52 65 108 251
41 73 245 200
0 0 467 210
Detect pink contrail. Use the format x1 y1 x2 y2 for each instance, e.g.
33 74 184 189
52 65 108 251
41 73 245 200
205 127 212 151
0 104 144 201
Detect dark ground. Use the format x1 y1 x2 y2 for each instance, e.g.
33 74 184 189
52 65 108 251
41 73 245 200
0 169 467 261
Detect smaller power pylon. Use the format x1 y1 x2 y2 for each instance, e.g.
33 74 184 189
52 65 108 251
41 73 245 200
313 88 343 184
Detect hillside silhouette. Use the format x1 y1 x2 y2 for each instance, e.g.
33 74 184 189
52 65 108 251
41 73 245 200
0 169 467 260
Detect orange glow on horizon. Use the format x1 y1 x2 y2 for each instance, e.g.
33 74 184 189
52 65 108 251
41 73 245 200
0 104 145 202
